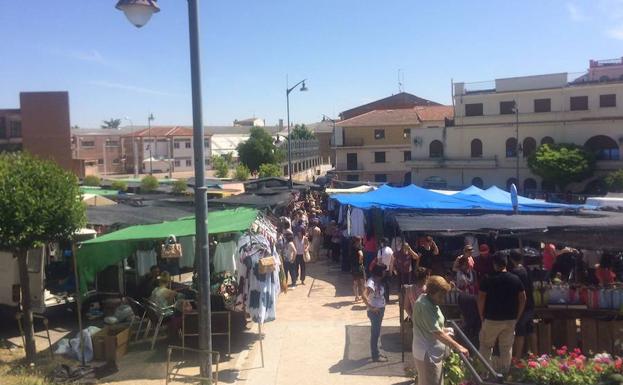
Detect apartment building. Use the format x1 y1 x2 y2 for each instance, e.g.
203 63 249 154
409 58 623 193
333 92 450 185
72 128 134 175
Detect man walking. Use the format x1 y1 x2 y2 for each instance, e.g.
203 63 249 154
509 249 534 358
477 252 526 374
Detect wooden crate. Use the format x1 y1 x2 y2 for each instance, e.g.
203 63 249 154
580 318 599 354
536 320 552 354
551 319 578 350
597 320 614 353
92 325 130 362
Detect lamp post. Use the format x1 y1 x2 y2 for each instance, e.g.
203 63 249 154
322 114 337 166
148 113 155 174
124 117 138 178
115 1 213 381
286 78 308 189
513 101 520 188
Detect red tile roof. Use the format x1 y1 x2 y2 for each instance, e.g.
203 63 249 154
337 106 453 127
125 126 194 137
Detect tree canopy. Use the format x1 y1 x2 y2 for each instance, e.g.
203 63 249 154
234 164 251 181
101 118 121 129
259 163 282 178
605 170 623 193
289 124 315 140
237 127 284 172
527 143 595 191
211 155 230 178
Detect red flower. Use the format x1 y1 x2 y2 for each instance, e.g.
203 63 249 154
515 362 526 369
573 347 582 354
594 364 603 372
528 361 538 368
615 357 623 370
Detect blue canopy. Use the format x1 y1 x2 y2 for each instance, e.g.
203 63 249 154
332 184 580 213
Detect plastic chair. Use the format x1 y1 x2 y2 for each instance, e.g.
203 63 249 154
125 297 148 342
143 300 174 350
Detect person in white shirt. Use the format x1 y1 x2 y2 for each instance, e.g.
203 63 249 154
362 265 388 362
293 227 310 286
284 230 297 288
376 237 394 302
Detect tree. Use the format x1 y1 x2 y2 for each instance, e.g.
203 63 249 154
101 118 121 129
605 170 623 192
527 143 595 191
141 175 159 192
211 155 230 178
289 124 315 140
259 163 282 178
111 180 127 192
234 164 250 181
83 175 101 186
222 152 234 165
171 179 188 194
237 127 284 172
0 152 85 363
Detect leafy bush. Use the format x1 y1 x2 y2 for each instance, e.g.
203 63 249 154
172 179 188 194
212 155 230 178
527 143 595 191
110 180 127 192
259 163 282 178
234 164 251 181
83 175 101 186
141 175 159 192
605 170 623 192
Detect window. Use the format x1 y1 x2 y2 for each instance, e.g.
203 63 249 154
522 137 537 158
374 129 385 139
499 101 515 115
429 140 443 158
542 180 556 192
403 151 412 162
9 121 21 138
374 174 387 183
505 138 517 158
570 96 588 111
470 139 483 158
97 159 104 165
585 135 620 160
174 141 180 149
541 136 554 146
524 178 537 192
600 94 616 108
346 174 359 182
174 160 181 167
465 103 483 116
471 177 484 188
112 158 120 165
105 139 119 147
346 153 358 170
0 117 6 138
185 159 192 167
374 151 386 163
185 141 191 149
534 98 551 113
600 75 610 82
204 140 210 148
81 140 95 147
403 128 411 139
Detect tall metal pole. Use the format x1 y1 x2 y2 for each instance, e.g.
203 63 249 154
148 113 154 175
187 0 212 381
286 89 292 189
515 102 520 188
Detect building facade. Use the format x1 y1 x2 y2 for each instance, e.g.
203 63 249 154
72 128 133 176
410 58 623 192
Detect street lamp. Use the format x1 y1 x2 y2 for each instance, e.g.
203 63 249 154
322 114 337 166
116 0 213 380
124 117 139 178
148 113 155 175
513 101 520 189
286 79 308 188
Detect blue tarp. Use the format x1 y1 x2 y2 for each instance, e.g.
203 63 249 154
332 184 580 213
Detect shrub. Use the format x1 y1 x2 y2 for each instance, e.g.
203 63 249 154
212 155 230 179
172 179 188 194
110 180 127 192
141 175 159 192
258 163 282 178
83 175 101 186
234 164 251 181
605 169 623 192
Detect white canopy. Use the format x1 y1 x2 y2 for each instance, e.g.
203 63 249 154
326 185 377 194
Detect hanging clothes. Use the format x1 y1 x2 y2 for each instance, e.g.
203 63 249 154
349 207 366 237
236 234 280 324
213 240 238 275
179 236 196 269
135 249 157 276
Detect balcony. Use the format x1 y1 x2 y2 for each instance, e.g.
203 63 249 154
335 162 364 172
342 137 364 147
409 156 498 169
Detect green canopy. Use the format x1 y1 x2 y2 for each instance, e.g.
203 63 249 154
80 186 120 196
77 207 258 294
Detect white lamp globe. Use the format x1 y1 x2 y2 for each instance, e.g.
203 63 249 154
115 0 160 28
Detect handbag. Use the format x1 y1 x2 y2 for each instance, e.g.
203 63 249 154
303 250 311 263
161 235 183 259
258 256 276 274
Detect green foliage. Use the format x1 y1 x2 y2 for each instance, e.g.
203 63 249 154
258 163 282 178
101 118 121 129
289 124 315 140
0 152 86 251
222 152 234 165
605 170 623 192
83 175 101 186
527 143 595 191
110 180 127 192
211 155 230 178
237 127 284 172
234 164 251 181
442 351 467 385
171 179 188 194
140 175 159 192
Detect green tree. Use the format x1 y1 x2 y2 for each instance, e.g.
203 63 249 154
0 152 85 363
171 179 188 194
222 152 234 165
141 175 159 192
259 163 282 178
237 127 284 172
101 118 121 129
289 124 315 140
527 143 595 191
83 175 101 186
211 155 230 178
234 164 251 181
111 180 127 192
605 170 623 192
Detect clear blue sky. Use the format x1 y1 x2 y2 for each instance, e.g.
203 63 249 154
0 1 621 128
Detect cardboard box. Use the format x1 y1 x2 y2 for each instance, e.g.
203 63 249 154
91 325 130 362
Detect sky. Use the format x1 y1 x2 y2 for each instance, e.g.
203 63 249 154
0 1 622 128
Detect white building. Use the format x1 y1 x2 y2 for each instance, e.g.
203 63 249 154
409 58 623 193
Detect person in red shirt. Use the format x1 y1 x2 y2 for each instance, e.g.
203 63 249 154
595 253 617 286
542 243 574 279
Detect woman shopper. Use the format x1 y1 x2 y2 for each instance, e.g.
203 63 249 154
293 227 310 285
285 230 297 288
362 265 388 362
412 276 470 385
351 236 366 303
